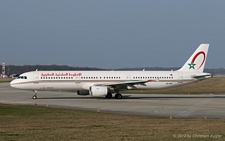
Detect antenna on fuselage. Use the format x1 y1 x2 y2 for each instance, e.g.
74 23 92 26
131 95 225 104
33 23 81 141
36 69 38 71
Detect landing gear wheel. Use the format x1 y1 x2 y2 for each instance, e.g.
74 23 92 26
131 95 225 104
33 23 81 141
115 93 122 99
32 95 37 99
105 93 112 98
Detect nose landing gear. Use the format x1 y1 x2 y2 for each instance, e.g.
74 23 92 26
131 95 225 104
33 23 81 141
32 90 38 99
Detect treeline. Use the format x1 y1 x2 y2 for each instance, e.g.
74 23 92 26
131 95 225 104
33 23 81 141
2 65 105 75
117 67 225 75
1 65 225 75
117 67 178 71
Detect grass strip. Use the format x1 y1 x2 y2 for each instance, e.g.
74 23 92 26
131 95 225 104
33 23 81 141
0 103 224 141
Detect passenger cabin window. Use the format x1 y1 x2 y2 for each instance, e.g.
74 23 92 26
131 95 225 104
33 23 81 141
18 76 27 79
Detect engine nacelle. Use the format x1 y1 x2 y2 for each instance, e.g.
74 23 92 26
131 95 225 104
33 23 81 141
89 86 108 97
77 90 89 95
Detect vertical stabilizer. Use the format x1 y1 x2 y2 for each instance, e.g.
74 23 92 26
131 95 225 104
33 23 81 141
178 44 209 73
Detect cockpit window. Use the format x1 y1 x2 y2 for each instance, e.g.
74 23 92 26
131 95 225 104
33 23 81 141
18 76 27 79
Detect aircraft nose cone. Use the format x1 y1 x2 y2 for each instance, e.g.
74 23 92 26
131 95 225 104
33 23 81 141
10 81 13 87
10 80 16 87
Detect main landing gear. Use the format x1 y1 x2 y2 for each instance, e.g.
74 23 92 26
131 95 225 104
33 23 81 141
32 90 38 99
115 93 122 99
105 92 123 99
105 92 112 98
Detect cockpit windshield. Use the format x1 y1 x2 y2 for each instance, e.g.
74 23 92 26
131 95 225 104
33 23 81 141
17 76 27 79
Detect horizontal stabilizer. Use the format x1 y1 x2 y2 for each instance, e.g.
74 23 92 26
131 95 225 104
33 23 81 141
192 73 212 79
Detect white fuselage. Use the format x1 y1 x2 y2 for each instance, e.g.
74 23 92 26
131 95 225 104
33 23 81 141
10 70 200 91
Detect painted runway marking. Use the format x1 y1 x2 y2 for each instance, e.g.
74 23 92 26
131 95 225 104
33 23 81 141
175 99 212 118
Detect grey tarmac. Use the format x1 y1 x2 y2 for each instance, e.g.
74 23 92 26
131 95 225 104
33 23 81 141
0 82 225 119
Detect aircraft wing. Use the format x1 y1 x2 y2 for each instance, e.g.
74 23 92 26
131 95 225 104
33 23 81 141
95 80 153 88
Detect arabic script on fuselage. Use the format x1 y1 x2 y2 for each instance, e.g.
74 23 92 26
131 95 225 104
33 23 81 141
41 73 82 77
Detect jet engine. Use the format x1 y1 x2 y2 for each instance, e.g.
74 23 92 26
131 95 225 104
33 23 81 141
89 86 108 97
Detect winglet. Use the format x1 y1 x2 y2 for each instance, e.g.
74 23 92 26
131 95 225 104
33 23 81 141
178 44 209 73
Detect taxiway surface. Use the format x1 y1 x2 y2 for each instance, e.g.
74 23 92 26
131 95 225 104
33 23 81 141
0 82 225 118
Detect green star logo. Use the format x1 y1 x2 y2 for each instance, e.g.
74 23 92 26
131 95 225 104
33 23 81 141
188 62 196 69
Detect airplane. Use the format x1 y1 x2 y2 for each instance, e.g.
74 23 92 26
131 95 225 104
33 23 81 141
10 44 212 99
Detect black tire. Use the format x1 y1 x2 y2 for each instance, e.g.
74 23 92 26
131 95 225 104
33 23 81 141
115 93 122 99
32 95 37 99
105 93 112 98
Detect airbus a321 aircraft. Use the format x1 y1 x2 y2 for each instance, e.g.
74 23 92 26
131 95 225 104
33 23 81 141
10 44 212 99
